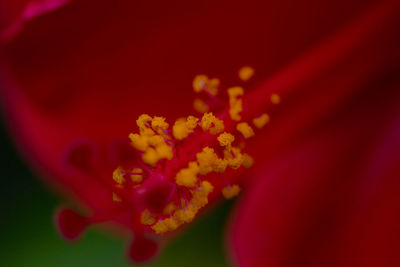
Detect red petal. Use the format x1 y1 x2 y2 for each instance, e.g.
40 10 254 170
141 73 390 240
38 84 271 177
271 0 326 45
241 0 400 187
56 207 88 241
141 179 175 214
0 0 72 41
229 47 400 267
0 0 398 262
128 235 159 263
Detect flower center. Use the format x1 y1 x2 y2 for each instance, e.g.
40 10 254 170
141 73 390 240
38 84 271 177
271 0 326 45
110 66 279 235
56 65 281 262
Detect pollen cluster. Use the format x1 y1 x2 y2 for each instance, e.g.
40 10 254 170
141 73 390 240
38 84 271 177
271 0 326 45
111 66 280 235
150 180 214 234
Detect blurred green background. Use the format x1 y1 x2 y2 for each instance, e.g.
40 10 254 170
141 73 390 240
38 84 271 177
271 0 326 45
0 120 232 267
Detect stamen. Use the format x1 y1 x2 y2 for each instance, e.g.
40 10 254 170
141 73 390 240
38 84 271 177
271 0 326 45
111 66 280 236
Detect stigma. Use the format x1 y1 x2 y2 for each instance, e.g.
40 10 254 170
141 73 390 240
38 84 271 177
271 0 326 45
107 66 280 235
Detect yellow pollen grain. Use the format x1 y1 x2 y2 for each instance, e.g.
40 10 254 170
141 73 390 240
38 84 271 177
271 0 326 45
193 98 209 114
172 120 189 140
210 118 224 134
217 132 235 150
200 112 214 131
136 114 155 136
112 167 125 185
193 75 219 95
152 220 169 234
190 183 213 209
238 66 255 81
163 203 177 215
155 144 173 160
207 78 220 95
175 161 199 187
222 184 241 199
142 148 159 166
163 218 179 231
141 209 156 225
196 147 218 175
228 86 244 99
224 147 244 169
200 112 224 134
191 192 209 208
151 116 169 135
236 122 255 139
201 181 214 194
228 87 244 121
147 178 214 235
175 205 197 223
191 183 213 209
193 75 208 93
129 133 149 152
137 114 152 128
147 135 164 147
271 93 281 104
229 100 243 121
130 168 143 183
253 113 270 129
172 116 199 140
242 154 254 168
186 116 199 129
213 158 228 173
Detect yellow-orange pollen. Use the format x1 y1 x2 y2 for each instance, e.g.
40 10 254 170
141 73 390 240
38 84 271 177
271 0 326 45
111 66 280 235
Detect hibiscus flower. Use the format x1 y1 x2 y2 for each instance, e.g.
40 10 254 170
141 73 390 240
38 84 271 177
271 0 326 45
0 0 399 266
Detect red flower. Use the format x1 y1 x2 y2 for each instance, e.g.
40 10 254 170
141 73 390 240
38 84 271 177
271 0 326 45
1 0 399 266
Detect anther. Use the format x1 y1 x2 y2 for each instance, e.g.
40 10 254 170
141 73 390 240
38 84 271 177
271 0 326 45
200 113 224 134
238 66 255 81
236 122 255 139
228 87 244 121
270 93 281 104
193 98 210 113
253 113 270 128
222 184 241 199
